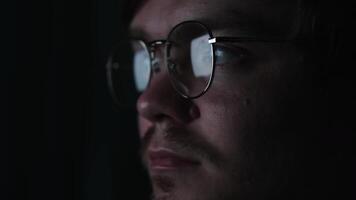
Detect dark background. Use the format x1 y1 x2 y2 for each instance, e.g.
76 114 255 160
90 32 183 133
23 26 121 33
5 1 356 200
7 0 150 199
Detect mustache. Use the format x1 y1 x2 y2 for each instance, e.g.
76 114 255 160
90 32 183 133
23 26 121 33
140 125 222 166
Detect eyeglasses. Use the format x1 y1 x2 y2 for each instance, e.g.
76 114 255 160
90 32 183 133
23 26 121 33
107 20 290 108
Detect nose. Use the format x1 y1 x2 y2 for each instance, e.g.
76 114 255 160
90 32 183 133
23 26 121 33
136 56 200 125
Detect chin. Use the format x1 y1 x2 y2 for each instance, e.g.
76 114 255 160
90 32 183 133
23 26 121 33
148 168 241 200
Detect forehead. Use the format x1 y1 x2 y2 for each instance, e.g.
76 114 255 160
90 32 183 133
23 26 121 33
130 0 299 40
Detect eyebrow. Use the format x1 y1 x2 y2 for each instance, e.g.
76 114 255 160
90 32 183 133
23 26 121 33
201 6 297 38
129 8 295 41
128 7 262 40
129 20 261 42
205 15 278 37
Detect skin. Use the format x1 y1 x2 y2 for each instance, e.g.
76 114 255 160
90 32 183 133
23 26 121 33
131 0 317 199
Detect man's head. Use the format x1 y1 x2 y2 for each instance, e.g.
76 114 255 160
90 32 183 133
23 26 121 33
114 0 350 199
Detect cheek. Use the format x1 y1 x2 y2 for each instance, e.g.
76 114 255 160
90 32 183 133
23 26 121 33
195 88 256 156
138 117 151 139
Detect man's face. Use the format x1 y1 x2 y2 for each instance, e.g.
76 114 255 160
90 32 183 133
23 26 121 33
131 0 308 200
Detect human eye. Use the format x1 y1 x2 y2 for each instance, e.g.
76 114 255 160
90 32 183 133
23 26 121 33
214 44 248 65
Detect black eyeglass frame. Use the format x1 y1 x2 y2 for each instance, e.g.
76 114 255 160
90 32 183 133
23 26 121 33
107 20 298 104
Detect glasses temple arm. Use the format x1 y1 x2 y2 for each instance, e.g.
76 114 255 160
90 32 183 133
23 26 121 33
209 37 299 43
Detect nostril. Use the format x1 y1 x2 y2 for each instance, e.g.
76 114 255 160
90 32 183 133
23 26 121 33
152 61 161 73
136 66 201 124
189 104 201 119
153 113 169 122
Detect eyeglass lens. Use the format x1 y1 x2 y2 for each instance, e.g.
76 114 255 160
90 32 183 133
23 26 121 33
107 21 214 108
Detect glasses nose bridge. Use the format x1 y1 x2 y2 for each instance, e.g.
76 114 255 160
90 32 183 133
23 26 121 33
148 40 167 73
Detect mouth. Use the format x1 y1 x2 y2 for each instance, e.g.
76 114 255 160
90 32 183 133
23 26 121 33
148 149 201 171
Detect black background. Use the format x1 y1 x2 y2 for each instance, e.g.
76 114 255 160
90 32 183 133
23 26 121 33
5 1 356 200
7 1 150 200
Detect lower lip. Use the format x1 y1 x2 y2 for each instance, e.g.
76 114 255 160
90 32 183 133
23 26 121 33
149 156 200 170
